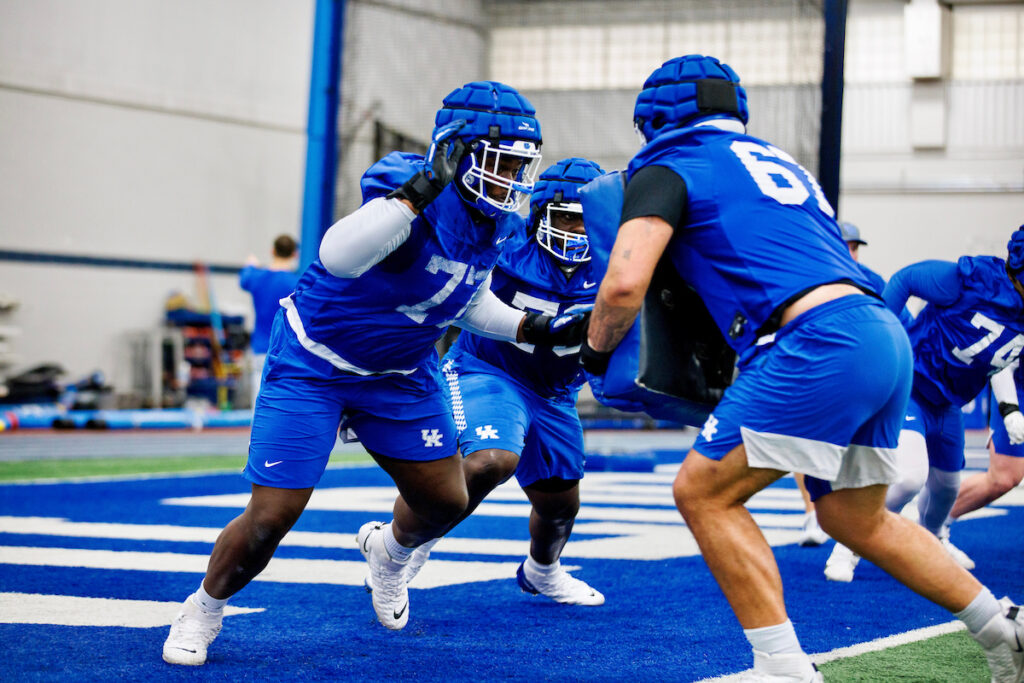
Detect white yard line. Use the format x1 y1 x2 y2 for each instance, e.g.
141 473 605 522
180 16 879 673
0 592 262 627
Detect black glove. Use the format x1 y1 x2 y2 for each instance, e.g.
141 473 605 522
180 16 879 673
521 311 589 347
580 336 613 376
389 119 469 212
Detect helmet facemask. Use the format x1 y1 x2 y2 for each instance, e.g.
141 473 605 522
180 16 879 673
536 201 589 264
460 137 542 215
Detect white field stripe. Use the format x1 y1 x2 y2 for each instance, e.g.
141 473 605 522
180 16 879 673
0 546 520 589
0 515 802 562
0 592 262 627
696 621 967 682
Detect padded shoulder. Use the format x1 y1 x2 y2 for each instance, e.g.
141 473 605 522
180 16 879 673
360 152 424 203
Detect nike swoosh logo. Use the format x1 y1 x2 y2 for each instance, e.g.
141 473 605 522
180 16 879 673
393 601 408 620
582 281 597 289
362 533 372 554
495 236 509 245
264 460 284 468
905 416 916 421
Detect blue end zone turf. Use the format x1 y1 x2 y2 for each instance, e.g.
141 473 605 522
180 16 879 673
0 465 1020 680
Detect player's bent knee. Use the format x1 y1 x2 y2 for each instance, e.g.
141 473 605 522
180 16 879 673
672 471 704 519
991 468 1022 495
413 489 469 526
464 448 519 485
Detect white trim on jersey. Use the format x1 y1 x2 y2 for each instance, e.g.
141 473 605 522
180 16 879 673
441 357 467 433
281 296 416 376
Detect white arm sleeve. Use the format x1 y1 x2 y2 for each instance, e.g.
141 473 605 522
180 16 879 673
318 196 416 278
455 275 525 342
991 362 1020 405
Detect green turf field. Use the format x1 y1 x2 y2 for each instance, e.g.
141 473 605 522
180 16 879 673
0 450 373 481
818 629 988 682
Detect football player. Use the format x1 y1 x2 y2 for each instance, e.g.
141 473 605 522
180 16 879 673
827 232 1024 585
397 158 607 606
163 81 589 664
581 54 1024 682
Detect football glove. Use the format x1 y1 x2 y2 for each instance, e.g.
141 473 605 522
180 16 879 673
389 119 469 212
1000 403 1024 445
521 311 589 347
580 336 613 376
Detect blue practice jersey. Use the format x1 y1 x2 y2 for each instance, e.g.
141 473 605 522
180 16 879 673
288 152 518 374
627 124 873 356
858 263 886 297
893 256 1024 407
239 267 300 354
449 228 597 399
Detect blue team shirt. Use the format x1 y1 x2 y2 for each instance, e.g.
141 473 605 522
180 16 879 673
887 257 1024 407
448 227 598 399
288 152 518 374
627 123 873 357
240 267 300 354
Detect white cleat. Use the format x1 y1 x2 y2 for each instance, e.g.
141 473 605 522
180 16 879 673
357 521 410 630
403 537 437 586
516 560 605 606
974 597 1024 683
742 650 823 682
798 511 830 547
938 526 975 570
364 537 435 591
824 543 860 583
162 594 223 666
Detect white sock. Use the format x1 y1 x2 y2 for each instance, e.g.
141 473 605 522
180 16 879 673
744 619 803 656
194 583 227 613
382 523 412 563
417 537 440 554
955 587 1001 635
525 554 559 578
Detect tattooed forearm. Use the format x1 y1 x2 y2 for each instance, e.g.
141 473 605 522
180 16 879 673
588 301 640 352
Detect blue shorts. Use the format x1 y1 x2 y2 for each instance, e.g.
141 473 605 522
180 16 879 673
440 351 584 488
902 391 965 472
989 401 1024 457
243 312 458 489
692 296 913 501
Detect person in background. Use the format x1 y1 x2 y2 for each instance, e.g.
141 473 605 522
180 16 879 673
582 54 1024 682
163 81 587 666
239 234 300 405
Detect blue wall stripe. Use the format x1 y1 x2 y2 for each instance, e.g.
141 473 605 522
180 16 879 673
0 249 242 275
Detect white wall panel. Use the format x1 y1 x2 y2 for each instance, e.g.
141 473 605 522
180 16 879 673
836 192 1024 280
0 0 314 128
0 89 306 265
0 262 250 384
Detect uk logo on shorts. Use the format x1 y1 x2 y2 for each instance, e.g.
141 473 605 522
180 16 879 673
475 425 499 440
701 414 719 442
421 429 444 447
